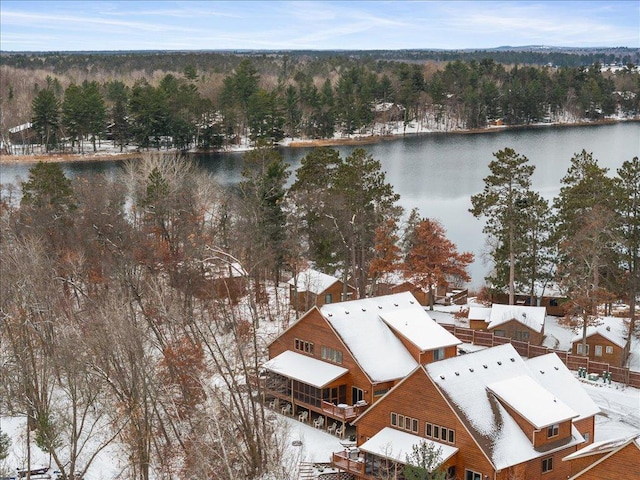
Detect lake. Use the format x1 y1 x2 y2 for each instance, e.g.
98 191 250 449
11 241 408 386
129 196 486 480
2 122 639 288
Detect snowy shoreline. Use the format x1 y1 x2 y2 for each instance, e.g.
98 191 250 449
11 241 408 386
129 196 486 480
1 117 637 165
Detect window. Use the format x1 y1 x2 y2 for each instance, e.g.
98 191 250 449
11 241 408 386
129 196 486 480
494 329 506 337
321 346 342 364
547 423 559 438
324 293 333 304
514 330 530 341
605 346 614 354
433 347 445 361
352 386 364 403
542 457 553 473
576 343 589 355
373 388 388 397
583 432 590 442
341 292 353 301
425 422 455 444
595 345 603 357
390 412 418 433
294 338 314 355
465 470 482 480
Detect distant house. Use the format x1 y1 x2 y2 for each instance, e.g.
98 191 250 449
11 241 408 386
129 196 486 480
570 317 630 367
287 268 355 311
469 304 546 345
263 292 461 427
563 434 640 479
375 272 467 307
336 344 592 480
7 122 36 154
491 285 567 316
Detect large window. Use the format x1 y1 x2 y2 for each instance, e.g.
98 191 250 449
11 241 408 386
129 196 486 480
595 345 603 357
321 346 343 364
352 386 364 403
547 423 559 438
577 343 589 355
465 470 482 480
390 412 419 434
542 457 553 473
294 338 314 355
426 422 455 444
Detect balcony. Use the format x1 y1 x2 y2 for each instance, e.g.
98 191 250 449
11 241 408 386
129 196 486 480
322 400 368 422
332 450 366 476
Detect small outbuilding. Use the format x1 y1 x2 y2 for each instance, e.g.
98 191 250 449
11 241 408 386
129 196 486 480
570 317 630 367
288 268 355 311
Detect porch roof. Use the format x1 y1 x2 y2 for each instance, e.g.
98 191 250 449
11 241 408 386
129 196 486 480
262 350 348 388
359 427 458 466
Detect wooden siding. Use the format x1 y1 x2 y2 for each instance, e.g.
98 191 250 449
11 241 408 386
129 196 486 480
574 417 595 446
268 308 379 407
496 447 575 480
469 319 489 331
355 368 495 479
568 442 640 479
489 318 544 345
571 332 629 367
289 281 356 311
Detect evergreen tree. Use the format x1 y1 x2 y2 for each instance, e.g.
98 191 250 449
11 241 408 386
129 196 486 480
403 440 447 480
470 148 536 303
32 88 60 152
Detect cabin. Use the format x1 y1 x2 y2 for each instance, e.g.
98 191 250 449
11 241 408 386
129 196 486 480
263 292 461 429
563 434 640 479
486 304 546 345
570 317 630 367
335 344 593 480
205 260 247 303
287 268 355 311
491 290 567 316
468 304 546 345
375 272 467 307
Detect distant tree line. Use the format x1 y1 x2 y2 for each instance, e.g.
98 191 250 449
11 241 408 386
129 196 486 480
11 54 638 154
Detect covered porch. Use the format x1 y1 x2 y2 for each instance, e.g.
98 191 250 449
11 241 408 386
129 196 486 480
262 351 368 428
332 427 458 479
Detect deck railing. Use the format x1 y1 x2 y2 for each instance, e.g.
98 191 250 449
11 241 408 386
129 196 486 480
332 451 366 475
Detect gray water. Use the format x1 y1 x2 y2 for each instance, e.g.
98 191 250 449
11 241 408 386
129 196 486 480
2 122 639 288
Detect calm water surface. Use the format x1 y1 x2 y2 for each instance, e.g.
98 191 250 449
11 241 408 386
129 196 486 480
2 122 639 287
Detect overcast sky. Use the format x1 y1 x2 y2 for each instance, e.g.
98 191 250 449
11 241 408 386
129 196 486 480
1 1 638 52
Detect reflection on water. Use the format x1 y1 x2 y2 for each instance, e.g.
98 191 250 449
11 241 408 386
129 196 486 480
2 122 638 288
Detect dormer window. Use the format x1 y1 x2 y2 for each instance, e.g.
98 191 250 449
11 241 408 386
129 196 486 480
547 423 559 438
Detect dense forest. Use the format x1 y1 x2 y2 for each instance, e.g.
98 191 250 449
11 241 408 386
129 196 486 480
1 49 639 153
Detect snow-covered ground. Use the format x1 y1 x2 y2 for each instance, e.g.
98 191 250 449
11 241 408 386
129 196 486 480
2 297 638 478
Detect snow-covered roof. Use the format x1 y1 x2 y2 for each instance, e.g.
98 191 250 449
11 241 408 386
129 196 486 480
358 427 458 466
321 292 421 382
9 122 32 134
203 260 247 279
262 350 348 388
570 317 629 348
426 344 585 470
379 308 461 352
288 268 340 295
488 304 546 333
487 375 578 429
526 353 600 421
563 433 640 461
468 306 491 321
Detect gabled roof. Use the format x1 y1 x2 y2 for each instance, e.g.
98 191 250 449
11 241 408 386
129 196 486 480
359 427 458 466
262 350 348 388
321 292 420 382
287 268 341 295
487 375 578 429
426 344 584 470
468 306 491 321
570 317 629 348
563 434 640 480
488 304 546 333
526 353 600 421
379 308 461 352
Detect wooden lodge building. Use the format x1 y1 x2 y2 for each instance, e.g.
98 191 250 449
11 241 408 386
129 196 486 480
375 272 468 307
263 292 461 430
563 434 640 479
287 268 356 311
570 317 630 367
468 304 547 345
333 344 599 480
